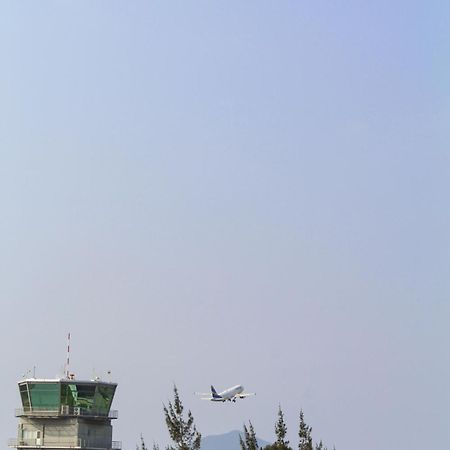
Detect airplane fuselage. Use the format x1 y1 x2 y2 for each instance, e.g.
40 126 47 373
211 384 244 401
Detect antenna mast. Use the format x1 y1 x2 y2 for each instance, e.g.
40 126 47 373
65 333 71 378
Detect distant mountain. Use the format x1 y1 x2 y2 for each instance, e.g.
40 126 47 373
201 430 269 450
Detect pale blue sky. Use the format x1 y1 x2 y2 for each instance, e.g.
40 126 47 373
0 2 449 450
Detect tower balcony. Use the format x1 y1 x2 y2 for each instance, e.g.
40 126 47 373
15 407 118 419
8 438 122 449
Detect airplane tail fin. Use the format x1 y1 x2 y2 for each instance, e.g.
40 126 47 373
211 385 221 399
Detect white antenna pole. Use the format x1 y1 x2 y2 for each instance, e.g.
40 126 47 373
66 333 71 378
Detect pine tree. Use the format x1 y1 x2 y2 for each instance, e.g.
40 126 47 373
274 406 291 449
298 410 313 450
240 421 259 450
314 440 326 450
137 435 147 450
163 385 201 450
138 435 159 450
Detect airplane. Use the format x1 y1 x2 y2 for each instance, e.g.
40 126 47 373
196 384 255 402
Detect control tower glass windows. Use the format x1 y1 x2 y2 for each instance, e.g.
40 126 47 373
73 384 96 410
17 380 117 416
19 383 30 410
28 383 60 409
60 383 77 407
94 385 115 415
60 383 116 415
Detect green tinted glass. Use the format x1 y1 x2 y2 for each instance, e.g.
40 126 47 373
29 383 60 409
75 384 96 409
61 384 78 407
60 382 116 415
94 385 116 414
19 383 30 409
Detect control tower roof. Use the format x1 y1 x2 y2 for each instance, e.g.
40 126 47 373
20 378 117 385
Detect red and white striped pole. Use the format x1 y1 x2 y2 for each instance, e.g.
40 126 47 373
66 333 71 378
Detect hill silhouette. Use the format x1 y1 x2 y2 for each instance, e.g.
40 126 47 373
201 430 269 450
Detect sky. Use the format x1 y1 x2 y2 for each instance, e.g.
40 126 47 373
0 1 449 449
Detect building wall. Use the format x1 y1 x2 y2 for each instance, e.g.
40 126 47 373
77 421 113 449
17 417 112 449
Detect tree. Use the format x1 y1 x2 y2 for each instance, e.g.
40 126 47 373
314 441 326 450
137 435 159 450
298 410 313 450
274 406 290 449
240 421 259 450
137 435 147 450
263 406 292 450
163 385 201 450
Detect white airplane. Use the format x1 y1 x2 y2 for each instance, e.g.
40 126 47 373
196 384 255 402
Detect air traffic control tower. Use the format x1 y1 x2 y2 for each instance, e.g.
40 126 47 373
9 377 120 450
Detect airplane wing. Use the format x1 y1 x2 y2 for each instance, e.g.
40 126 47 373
237 392 255 398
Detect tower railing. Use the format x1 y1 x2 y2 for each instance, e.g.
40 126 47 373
8 438 122 449
15 407 118 419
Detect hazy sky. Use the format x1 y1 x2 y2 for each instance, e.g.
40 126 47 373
1 2 449 450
